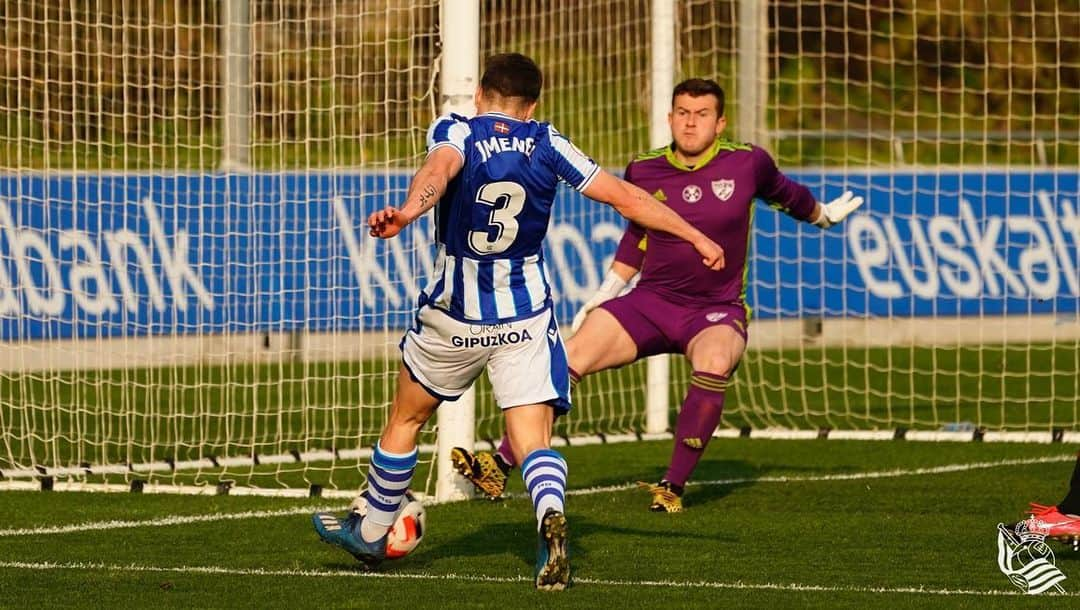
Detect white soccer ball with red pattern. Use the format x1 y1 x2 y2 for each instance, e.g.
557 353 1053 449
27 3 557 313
349 490 426 559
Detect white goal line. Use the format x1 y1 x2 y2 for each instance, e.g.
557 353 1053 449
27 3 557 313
0 560 1074 598
0 454 1070 538
560 453 1077 499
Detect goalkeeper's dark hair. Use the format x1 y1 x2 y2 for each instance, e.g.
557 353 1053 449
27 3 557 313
672 78 725 116
480 53 543 104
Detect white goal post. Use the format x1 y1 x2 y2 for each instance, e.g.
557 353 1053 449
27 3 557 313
433 0 478 503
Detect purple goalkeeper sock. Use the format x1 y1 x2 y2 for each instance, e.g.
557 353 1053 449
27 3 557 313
664 371 728 487
496 435 517 469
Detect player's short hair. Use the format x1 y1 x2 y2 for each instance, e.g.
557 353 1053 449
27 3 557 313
480 53 543 105
672 78 725 116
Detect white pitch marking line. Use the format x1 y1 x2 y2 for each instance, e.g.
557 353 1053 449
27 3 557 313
560 453 1076 498
0 454 1070 539
0 560 1075 598
0 505 338 538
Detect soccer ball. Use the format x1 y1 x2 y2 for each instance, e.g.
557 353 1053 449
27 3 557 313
349 490 426 559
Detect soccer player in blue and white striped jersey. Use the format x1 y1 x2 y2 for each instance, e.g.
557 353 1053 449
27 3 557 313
312 53 724 590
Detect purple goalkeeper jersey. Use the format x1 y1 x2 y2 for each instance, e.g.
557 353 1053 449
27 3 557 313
613 139 817 308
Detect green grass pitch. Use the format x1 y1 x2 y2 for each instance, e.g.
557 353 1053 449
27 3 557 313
1 342 1078 606
1 438 1078 607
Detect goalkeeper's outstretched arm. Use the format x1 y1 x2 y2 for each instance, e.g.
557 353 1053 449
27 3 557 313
752 145 865 229
570 221 643 333
571 260 638 333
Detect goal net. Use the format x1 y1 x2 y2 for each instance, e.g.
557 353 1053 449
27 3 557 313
479 1 1080 443
479 1 1079 441
0 0 442 495
717 2 1079 434
0 1 1077 497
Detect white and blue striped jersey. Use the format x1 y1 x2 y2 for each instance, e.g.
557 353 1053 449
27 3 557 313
422 111 600 323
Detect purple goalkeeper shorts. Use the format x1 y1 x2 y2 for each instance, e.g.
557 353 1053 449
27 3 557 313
597 288 749 357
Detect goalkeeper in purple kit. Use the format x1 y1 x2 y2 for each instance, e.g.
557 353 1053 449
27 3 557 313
452 78 865 511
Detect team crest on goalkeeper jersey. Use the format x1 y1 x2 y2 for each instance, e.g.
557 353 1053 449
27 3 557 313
682 185 702 203
712 179 735 201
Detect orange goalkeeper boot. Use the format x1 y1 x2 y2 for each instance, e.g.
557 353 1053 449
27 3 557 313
450 446 510 499
637 480 684 513
1025 503 1080 550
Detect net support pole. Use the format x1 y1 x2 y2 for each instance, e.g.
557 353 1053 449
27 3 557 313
221 0 250 170
644 0 675 435
434 0 479 503
737 0 768 148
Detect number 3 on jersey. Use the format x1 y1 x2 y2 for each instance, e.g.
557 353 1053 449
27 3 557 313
468 181 526 255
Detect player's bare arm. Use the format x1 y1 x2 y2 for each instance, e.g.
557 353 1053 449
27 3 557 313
582 169 725 270
367 146 464 238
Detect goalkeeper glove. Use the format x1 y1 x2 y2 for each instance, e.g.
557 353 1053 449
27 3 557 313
813 190 865 229
570 271 627 333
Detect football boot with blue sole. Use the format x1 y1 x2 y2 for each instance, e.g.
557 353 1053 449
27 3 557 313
312 511 387 569
535 508 570 590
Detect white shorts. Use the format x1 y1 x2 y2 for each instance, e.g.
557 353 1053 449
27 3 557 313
400 305 571 414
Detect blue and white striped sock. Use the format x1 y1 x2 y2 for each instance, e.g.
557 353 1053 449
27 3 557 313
359 442 418 542
521 448 567 529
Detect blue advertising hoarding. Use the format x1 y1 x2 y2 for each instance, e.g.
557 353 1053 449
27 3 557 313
0 170 1076 340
